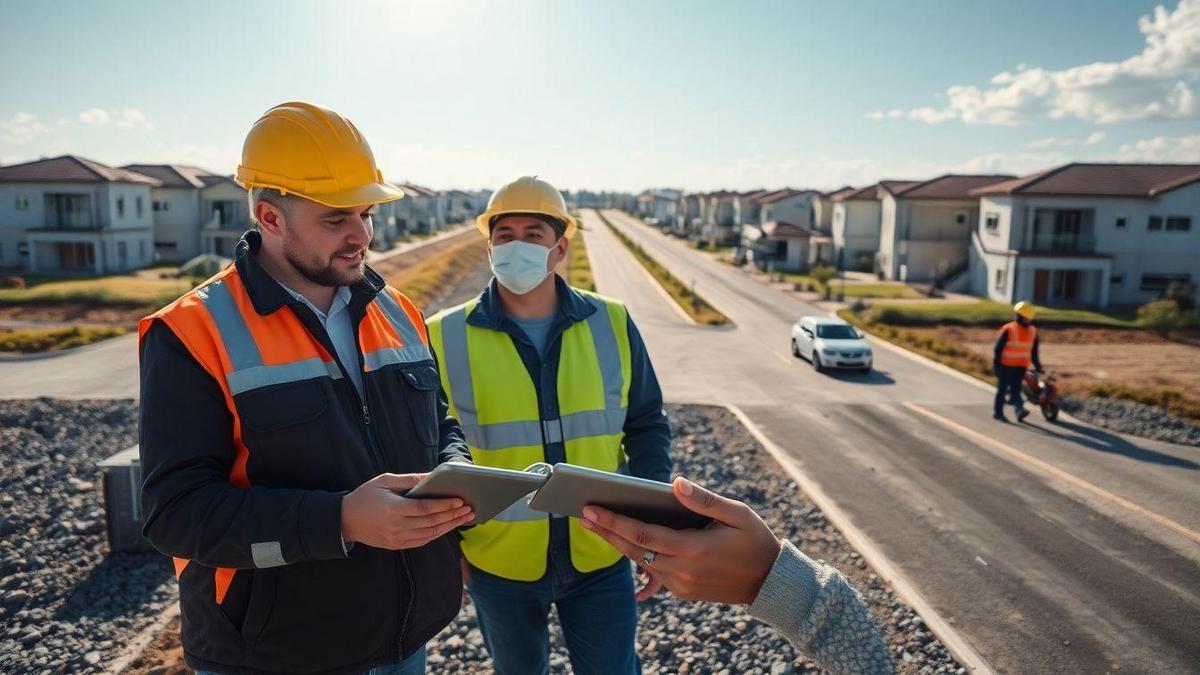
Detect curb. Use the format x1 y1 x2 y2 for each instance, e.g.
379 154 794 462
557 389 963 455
726 404 995 675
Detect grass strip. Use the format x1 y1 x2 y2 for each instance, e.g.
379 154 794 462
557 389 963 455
595 210 730 326
0 325 129 353
0 275 201 307
383 235 490 312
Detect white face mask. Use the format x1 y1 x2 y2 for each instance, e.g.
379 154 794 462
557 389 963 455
490 240 555 295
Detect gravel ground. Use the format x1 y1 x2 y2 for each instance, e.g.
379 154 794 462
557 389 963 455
0 398 177 674
9 399 961 674
1061 395 1200 447
426 404 962 674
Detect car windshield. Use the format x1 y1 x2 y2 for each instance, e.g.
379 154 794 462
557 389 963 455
816 324 859 340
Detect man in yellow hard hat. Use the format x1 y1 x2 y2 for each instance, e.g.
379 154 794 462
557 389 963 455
138 102 473 675
427 176 672 674
993 300 1042 422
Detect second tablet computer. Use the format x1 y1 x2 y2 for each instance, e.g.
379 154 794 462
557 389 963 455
529 464 711 530
406 463 547 525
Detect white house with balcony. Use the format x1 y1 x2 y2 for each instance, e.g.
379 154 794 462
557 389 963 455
0 155 159 274
876 174 1013 285
122 164 247 261
636 188 683 227
968 163 1200 308
832 180 917 272
675 193 704 237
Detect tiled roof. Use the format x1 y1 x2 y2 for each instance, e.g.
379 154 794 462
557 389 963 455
756 188 818 204
121 164 219 189
0 155 161 186
762 220 815 238
893 174 1015 200
834 181 918 202
971 163 1200 198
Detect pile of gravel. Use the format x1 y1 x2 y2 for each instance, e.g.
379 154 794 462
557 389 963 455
428 404 963 674
1062 395 1200 447
0 398 177 674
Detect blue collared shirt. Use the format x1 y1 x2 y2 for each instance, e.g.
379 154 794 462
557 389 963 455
275 283 363 399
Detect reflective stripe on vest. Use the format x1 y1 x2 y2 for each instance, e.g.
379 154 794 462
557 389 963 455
999 321 1036 367
138 268 430 603
428 291 632 581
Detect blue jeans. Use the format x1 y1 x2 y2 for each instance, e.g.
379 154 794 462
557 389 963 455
995 365 1027 417
467 543 641 675
196 645 424 675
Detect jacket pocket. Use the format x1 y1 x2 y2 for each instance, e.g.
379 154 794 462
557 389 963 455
240 568 279 643
234 380 336 488
397 363 439 448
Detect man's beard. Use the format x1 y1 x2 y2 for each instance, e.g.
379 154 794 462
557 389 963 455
282 235 366 287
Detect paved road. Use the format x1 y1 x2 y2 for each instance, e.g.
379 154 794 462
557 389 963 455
585 209 1200 674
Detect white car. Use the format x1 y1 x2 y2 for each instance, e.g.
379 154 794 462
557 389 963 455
791 316 873 373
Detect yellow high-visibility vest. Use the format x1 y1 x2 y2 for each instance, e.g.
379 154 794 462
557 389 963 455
427 291 632 581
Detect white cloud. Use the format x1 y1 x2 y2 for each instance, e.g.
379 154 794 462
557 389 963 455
1116 134 1200 161
79 108 110 125
1083 131 1107 146
0 112 49 145
867 0 1200 125
78 107 154 130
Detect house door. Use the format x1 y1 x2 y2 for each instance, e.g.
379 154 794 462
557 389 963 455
1052 270 1079 302
1033 270 1049 301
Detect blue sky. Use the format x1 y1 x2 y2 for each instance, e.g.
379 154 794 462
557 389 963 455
1 0 1197 191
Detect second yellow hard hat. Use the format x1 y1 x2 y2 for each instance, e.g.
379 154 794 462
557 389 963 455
476 176 577 239
235 101 404 208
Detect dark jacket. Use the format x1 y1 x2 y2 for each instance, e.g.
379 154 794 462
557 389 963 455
466 277 672 558
139 231 471 674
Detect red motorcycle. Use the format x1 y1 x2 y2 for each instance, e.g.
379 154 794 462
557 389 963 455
1022 369 1060 421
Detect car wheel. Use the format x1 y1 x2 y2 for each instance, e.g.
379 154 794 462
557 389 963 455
791 339 801 358
812 353 824 373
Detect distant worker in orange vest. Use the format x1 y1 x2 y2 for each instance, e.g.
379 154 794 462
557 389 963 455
993 301 1042 422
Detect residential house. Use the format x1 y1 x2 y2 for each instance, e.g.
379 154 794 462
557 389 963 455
0 155 159 274
123 164 248 260
832 180 918 273
637 188 683 227
876 174 1014 285
812 186 854 233
701 190 738 245
741 220 816 273
393 183 447 237
675 192 704 237
443 189 485 224
733 190 769 228
968 163 1200 308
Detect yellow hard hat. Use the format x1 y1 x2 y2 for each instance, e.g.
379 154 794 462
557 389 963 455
476 176 577 239
235 101 404 208
1014 301 1035 319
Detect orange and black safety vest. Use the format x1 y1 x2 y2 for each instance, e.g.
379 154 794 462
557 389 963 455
998 321 1037 368
136 232 466 673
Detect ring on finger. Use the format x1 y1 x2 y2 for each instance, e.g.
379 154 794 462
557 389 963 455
642 549 656 567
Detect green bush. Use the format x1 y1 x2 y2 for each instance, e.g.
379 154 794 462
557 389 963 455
1164 281 1195 311
810 265 836 287
861 305 905 325
1137 299 1185 337
856 255 874 273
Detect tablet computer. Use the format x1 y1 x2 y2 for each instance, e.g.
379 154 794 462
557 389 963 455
528 463 711 530
406 463 548 525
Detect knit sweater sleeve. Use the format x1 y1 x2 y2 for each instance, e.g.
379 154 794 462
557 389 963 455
748 540 895 674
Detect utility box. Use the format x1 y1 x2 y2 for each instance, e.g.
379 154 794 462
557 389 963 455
99 445 154 553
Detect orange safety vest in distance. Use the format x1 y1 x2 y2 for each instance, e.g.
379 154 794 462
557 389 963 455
998 321 1037 368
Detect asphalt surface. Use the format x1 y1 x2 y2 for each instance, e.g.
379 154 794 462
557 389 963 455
585 209 1200 674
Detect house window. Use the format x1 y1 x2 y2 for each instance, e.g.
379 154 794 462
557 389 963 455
1115 216 1126 229
117 197 125 218
1110 273 1123 285
15 195 29 210
955 211 967 225
1166 216 1192 232
1140 273 1190 292
985 212 999 232
994 268 1007 291
18 242 29 256
154 241 178 251
136 196 144 218
153 200 162 212
1148 216 1162 231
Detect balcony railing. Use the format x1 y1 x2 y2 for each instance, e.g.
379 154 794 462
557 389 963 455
1025 235 1096 254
